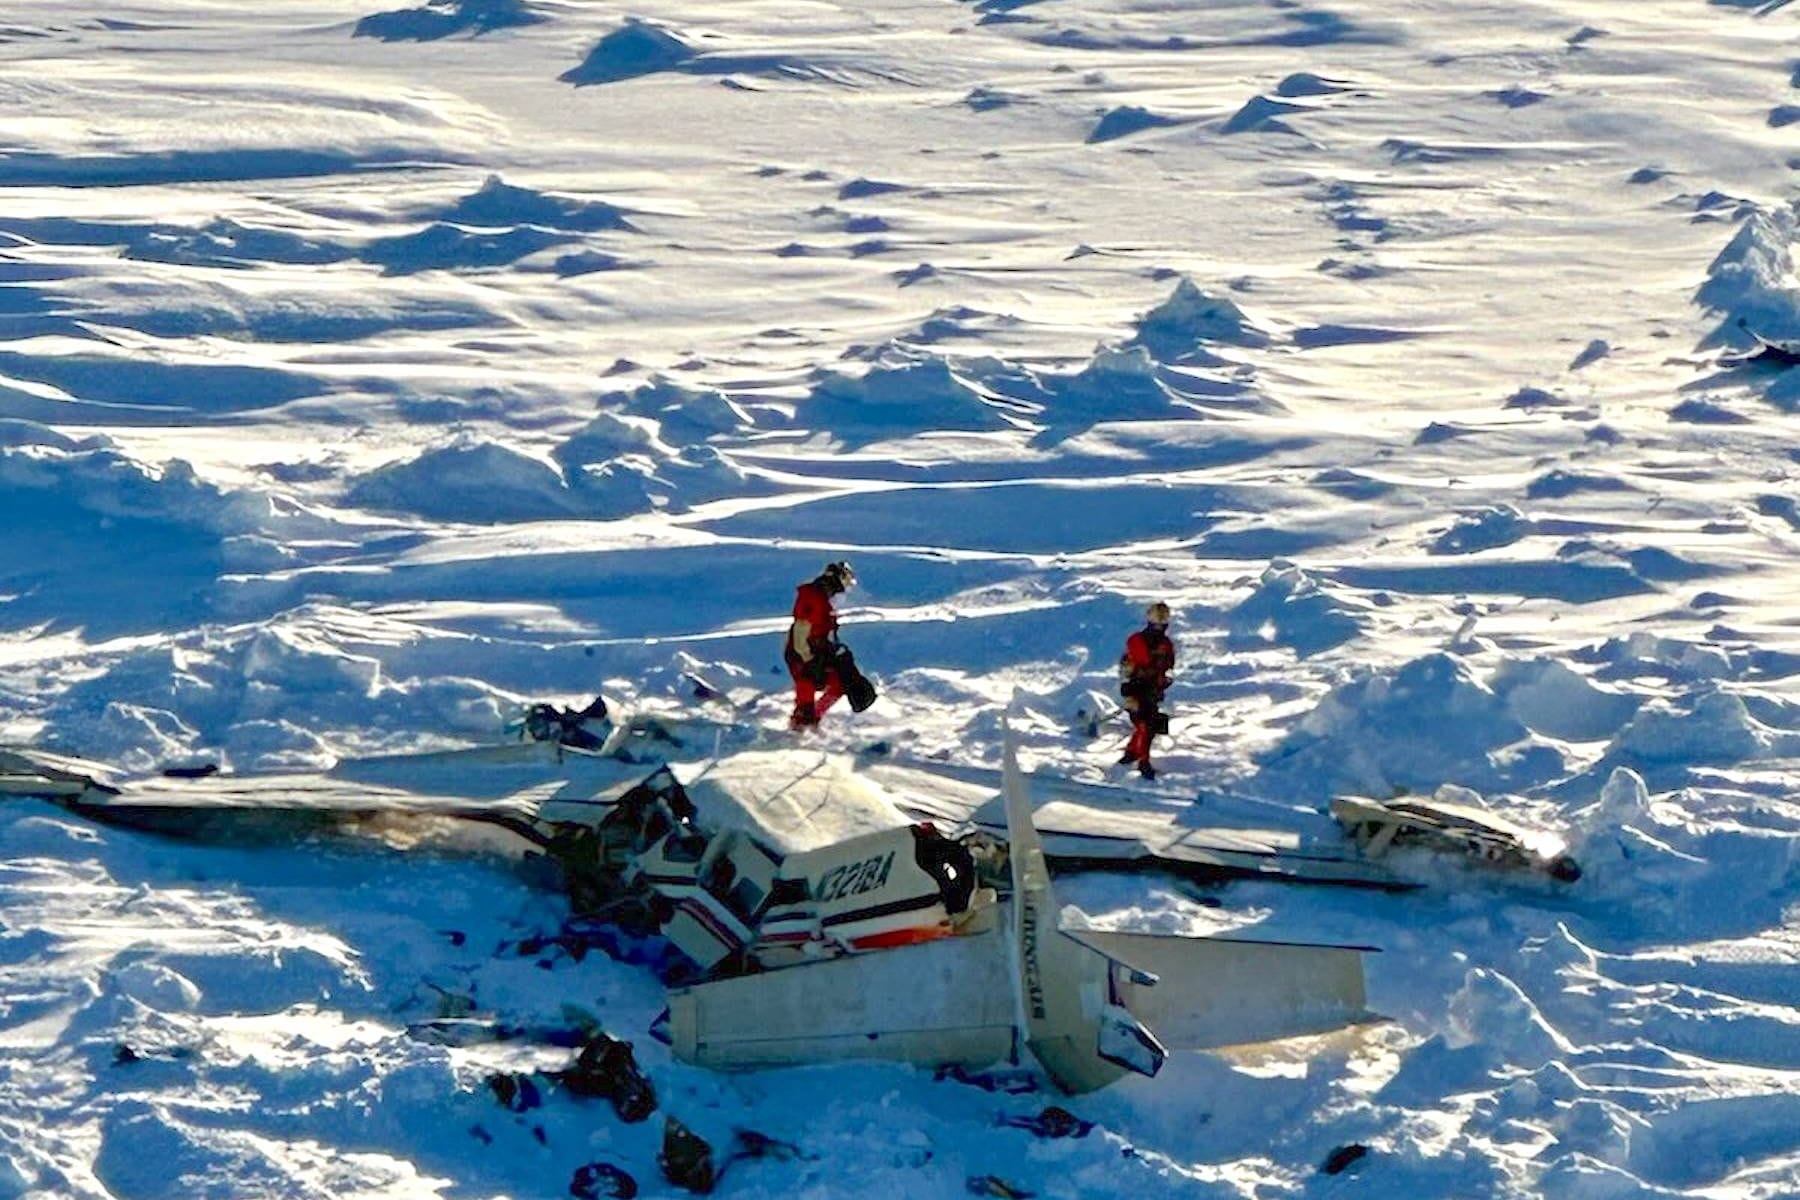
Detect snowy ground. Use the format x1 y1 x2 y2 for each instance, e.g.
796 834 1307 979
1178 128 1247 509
3 0 1800 1196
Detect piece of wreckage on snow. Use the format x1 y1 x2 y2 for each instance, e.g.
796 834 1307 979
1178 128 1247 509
0 711 1384 1095
1330 790 1581 883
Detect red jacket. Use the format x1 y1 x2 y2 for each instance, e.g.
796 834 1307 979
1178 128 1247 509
792 581 838 649
1123 627 1174 694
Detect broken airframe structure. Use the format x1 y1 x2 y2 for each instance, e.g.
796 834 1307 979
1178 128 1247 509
1330 791 1582 882
0 710 1397 1093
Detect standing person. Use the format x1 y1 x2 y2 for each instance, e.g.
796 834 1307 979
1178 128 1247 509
1118 601 1175 779
786 560 856 729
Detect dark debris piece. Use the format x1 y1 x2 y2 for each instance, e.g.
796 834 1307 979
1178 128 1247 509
967 1176 1035 1199
486 1071 543 1112
659 1117 717 1194
934 1064 1040 1094
570 1160 638 1199
111 1043 192 1066
1321 1143 1371 1175
725 1129 805 1165
1001 1105 1093 1139
552 1034 657 1123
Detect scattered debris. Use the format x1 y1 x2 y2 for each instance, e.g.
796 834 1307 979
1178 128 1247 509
1001 1105 1093 1139
1332 792 1581 881
1321 1142 1370 1175
111 1043 193 1066
515 696 613 751
570 1160 638 1199
659 1117 717 1194
935 1064 1041 1094
486 1072 543 1112
722 1129 805 1168
551 1034 657 1123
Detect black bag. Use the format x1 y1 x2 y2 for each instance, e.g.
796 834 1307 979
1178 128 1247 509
1151 712 1170 736
554 1034 657 1123
835 647 879 713
659 1117 717 1194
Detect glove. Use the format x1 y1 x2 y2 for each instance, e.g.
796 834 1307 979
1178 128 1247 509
803 654 830 686
1121 694 1140 714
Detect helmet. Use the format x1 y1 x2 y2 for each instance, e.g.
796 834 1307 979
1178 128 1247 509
822 560 857 591
1145 601 1171 625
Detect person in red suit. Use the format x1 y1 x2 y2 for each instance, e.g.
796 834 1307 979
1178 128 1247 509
786 560 856 729
1118 602 1175 779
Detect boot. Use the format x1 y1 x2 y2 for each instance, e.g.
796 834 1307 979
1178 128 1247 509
1117 751 1138 766
1138 761 1157 781
789 702 819 731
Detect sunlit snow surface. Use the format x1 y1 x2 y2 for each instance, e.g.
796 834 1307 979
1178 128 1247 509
3 0 1800 1196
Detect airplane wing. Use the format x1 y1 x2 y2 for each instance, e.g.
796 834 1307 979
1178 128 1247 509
862 757 1403 889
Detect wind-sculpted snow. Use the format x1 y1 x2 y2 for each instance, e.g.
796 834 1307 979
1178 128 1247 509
354 0 544 43
1697 201 1800 354
609 376 755 440
0 437 276 637
561 19 904 89
803 350 1016 441
1220 94 1313 136
0 350 327 418
1224 560 1366 658
0 148 446 188
1129 277 1271 361
1085 105 1181 143
1257 653 1551 799
431 175 635 234
4 0 1800 1195
361 222 579 275
1490 658 1640 743
0 180 636 298
348 439 578 522
559 20 696 86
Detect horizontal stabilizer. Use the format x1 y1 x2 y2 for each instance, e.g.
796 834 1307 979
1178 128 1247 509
1066 929 1374 1050
665 927 1016 1069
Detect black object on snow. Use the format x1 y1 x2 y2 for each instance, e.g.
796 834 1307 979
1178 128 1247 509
724 1128 804 1166
521 696 611 750
1001 1105 1094 1139
486 1072 543 1112
659 1117 717 1194
933 1064 1041 1094
569 1160 638 1199
552 1034 657 1123
1321 1143 1371 1175
835 646 879 712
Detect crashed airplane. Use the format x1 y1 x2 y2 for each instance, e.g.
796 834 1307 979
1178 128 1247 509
0 708 1384 1094
655 731 1377 1092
